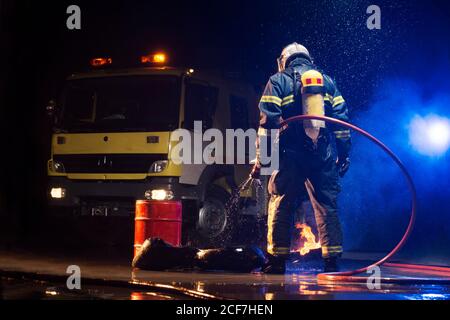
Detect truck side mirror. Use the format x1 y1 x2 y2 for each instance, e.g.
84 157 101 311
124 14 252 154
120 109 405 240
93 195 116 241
46 99 58 115
46 99 60 126
46 99 57 117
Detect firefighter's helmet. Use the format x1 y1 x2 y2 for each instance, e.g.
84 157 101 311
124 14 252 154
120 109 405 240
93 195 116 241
277 43 311 72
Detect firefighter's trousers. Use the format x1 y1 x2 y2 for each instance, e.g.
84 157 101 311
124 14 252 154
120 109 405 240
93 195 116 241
267 148 343 258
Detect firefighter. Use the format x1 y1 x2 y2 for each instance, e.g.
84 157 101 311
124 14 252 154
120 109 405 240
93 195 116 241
251 43 351 273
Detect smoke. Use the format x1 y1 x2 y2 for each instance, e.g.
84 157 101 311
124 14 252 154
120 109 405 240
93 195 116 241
339 56 450 262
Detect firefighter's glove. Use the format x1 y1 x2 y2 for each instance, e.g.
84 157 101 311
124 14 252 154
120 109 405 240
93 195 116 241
250 163 261 180
337 157 350 178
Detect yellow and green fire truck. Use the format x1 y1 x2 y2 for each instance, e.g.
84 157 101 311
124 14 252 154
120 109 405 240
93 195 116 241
47 53 263 246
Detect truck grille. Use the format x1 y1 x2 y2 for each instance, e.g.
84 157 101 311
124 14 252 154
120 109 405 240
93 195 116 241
53 154 167 174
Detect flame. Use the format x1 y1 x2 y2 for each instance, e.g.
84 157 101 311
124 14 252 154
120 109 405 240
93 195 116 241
293 223 321 256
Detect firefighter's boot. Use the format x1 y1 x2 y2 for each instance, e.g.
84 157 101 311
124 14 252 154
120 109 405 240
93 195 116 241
323 256 340 273
263 254 288 274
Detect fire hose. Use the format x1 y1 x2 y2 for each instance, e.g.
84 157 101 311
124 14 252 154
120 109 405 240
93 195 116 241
279 115 418 283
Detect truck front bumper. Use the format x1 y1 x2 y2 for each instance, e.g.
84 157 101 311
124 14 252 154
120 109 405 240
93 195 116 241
48 177 197 216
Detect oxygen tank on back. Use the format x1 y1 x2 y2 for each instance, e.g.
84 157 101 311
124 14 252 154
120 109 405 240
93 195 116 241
300 70 325 143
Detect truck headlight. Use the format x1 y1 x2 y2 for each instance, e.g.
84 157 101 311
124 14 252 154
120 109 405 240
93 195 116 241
144 189 174 201
149 160 168 173
50 188 66 199
49 160 65 173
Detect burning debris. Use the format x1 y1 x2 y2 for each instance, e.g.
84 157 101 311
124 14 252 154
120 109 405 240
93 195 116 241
132 238 268 273
292 223 321 256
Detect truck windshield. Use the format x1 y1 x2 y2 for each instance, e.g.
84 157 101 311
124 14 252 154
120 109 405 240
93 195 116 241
60 75 180 132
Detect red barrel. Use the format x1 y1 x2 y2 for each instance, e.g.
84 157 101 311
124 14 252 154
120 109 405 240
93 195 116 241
134 200 182 257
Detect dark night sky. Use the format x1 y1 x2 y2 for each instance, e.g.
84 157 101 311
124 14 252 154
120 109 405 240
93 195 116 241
4 0 449 109
1 0 450 260
4 1 449 98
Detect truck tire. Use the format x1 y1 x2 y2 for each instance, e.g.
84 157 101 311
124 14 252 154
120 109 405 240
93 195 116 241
195 184 237 248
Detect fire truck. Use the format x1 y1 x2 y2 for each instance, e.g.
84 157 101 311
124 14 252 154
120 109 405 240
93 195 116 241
46 53 264 247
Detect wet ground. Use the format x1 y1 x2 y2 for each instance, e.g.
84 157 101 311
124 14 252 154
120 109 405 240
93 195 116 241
2 248 450 300
1 217 449 300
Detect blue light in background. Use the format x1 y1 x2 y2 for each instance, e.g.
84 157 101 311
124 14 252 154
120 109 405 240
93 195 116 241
408 114 450 157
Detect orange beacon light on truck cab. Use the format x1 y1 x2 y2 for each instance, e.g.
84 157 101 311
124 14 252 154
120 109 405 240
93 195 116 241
90 57 113 67
141 53 167 64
